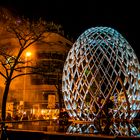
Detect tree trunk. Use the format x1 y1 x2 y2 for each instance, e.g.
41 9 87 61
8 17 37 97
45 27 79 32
2 80 11 121
58 85 62 109
57 73 63 109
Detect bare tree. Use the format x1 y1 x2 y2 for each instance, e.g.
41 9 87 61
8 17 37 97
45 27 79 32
0 10 62 121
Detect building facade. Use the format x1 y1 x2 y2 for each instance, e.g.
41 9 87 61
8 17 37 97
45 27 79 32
0 32 72 120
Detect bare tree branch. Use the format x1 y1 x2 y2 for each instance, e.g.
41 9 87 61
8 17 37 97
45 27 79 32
0 9 64 121
1 62 9 77
0 71 7 79
11 72 35 81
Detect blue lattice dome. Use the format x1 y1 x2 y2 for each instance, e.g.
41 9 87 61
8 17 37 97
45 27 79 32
62 27 140 121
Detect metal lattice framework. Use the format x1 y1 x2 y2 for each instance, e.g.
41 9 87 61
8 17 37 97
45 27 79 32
67 122 139 136
62 27 140 121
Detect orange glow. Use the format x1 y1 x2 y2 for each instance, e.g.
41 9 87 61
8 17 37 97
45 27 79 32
26 51 32 57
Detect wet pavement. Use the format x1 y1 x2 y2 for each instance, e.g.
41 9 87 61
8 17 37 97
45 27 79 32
1 120 140 140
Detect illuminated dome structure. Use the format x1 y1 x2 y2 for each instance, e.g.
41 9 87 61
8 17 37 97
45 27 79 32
67 122 139 136
62 27 140 121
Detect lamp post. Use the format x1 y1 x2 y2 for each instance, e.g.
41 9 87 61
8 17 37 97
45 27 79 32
23 51 32 112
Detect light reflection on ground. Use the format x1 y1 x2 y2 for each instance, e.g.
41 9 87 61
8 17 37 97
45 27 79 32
4 120 140 137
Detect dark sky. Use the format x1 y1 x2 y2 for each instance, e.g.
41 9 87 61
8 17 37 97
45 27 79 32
1 0 140 60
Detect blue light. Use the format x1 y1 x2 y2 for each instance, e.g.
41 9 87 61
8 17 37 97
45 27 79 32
62 27 140 121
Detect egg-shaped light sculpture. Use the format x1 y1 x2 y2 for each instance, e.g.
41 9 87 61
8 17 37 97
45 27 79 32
67 122 139 136
62 27 140 121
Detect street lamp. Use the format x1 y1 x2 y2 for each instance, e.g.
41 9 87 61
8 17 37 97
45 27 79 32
23 51 32 111
26 52 32 58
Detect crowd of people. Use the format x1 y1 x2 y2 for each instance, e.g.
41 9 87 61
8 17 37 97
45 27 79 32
1 112 59 122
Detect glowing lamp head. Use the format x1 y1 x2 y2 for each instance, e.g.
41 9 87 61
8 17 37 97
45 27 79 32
26 52 31 57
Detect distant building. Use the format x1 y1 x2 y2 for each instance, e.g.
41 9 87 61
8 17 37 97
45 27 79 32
18 32 72 118
0 7 72 118
0 8 73 118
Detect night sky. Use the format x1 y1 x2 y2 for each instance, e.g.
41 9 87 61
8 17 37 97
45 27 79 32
1 0 140 60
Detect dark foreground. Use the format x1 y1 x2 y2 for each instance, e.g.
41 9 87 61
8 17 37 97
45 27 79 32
1 120 140 140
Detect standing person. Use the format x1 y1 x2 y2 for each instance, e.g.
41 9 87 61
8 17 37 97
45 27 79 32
6 113 12 121
103 98 114 134
59 108 69 131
